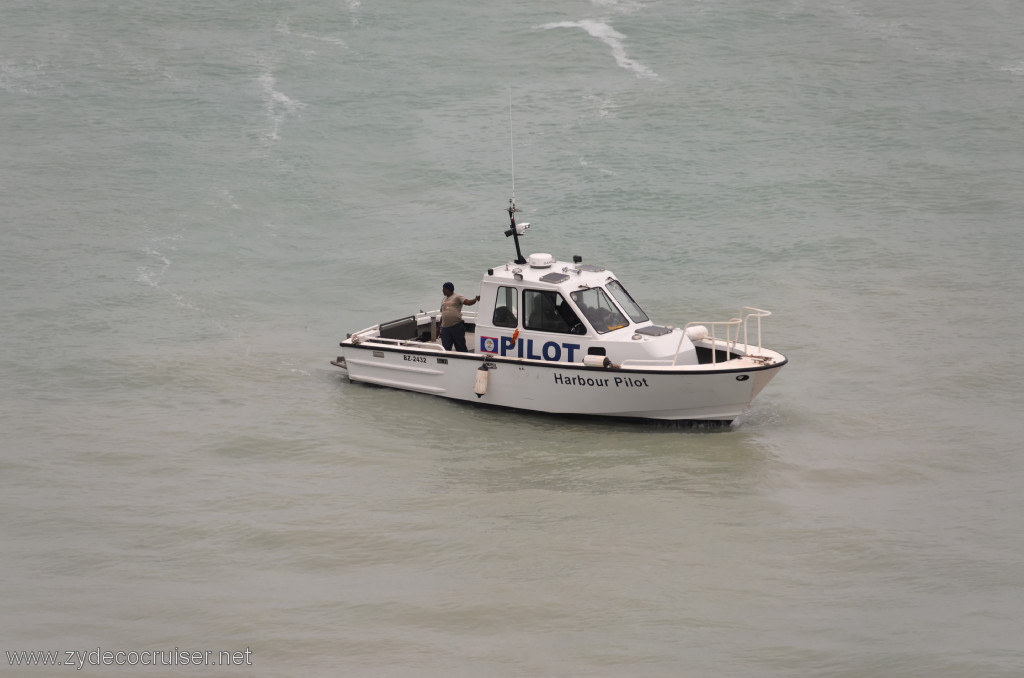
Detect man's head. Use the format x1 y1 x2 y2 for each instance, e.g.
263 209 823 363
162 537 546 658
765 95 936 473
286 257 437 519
442 282 454 295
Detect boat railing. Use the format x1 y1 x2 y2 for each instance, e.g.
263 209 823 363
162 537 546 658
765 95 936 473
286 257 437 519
673 307 772 366
349 309 482 352
352 334 450 352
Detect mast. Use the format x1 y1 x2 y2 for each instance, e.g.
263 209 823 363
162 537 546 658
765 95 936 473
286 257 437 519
505 198 527 265
504 89 527 265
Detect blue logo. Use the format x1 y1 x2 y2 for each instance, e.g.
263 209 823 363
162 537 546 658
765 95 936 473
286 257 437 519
479 336 580 362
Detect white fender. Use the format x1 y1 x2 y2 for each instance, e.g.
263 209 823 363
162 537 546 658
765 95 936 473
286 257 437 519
582 355 612 368
685 325 708 341
474 365 489 397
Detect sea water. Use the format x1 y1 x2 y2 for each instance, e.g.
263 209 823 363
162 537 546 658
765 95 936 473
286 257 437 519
2 1 1023 675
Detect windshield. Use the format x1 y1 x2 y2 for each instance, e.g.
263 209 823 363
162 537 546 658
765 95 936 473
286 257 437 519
570 287 629 334
606 280 649 323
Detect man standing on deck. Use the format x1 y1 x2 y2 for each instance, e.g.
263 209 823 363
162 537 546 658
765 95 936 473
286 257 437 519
440 282 479 352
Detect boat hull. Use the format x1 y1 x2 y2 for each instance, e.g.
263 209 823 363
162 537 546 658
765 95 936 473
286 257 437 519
336 343 786 423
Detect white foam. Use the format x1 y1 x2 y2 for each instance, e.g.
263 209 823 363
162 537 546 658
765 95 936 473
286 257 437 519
584 92 620 118
579 156 615 175
590 0 647 14
137 247 170 288
301 33 347 47
258 68 307 143
540 19 658 79
221 189 241 210
0 60 53 95
275 18 347 47
135 238 203 311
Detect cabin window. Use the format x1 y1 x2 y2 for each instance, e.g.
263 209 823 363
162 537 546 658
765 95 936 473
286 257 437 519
570 287 629 334
492 286 519 328
607 280 649 324
523 290 585 335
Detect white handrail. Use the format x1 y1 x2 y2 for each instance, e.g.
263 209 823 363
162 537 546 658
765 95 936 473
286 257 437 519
676 307 771 365
359 336 449 351
741 307 771 355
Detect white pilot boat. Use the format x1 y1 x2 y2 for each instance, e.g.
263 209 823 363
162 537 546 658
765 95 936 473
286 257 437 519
332 197 787 424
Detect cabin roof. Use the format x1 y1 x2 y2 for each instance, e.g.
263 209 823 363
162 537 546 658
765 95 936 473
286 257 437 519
482 254 617 291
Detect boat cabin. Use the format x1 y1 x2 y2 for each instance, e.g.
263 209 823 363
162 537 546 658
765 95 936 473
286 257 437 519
464 252 699 367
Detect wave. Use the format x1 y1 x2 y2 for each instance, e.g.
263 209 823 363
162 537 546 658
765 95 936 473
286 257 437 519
589 0 649 14
258 67 306 144
274 19 348 48
540 19 657 80
136 247 170 288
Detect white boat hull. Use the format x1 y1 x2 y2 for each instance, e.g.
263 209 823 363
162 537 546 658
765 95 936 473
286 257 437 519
335 342 785 423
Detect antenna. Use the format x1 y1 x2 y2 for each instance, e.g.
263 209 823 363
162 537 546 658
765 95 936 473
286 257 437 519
509 87 515 201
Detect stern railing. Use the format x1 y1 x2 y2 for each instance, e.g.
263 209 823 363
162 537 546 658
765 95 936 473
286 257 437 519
347 309 480 352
